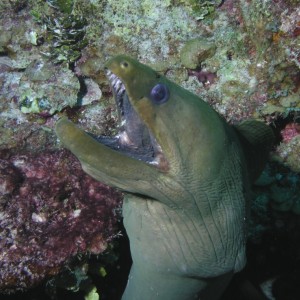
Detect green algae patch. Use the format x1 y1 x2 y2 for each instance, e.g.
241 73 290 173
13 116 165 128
46 0 74 13
176 0 222 20
273 135 300 174
180 38 216 69
19 60 80 115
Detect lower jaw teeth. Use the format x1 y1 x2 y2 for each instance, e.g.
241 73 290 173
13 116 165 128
117 86 125 95
115 81 122 91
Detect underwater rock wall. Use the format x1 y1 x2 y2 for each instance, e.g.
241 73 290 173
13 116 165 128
0 150 122 293
0 0 299 298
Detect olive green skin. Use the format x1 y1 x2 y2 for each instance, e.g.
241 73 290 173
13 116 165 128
55 55 273 300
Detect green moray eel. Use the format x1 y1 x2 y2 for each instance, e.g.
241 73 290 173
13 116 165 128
55 55 274 300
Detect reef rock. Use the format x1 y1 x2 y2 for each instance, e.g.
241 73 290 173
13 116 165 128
0 150 122 293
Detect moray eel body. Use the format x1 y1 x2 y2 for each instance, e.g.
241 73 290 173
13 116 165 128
55 55 274 300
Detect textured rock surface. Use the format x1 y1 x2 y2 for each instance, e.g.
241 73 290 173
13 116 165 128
0 0 300 297
0 150 122 293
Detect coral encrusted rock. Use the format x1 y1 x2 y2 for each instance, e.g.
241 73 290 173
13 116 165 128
0 150 122 294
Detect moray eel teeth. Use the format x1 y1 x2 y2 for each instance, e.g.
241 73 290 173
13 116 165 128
104 68 166 168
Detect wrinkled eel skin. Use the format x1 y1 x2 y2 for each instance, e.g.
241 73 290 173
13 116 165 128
55 55 274 300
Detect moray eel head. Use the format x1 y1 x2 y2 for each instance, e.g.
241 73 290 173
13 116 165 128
56 55 228 200
105 55 227 182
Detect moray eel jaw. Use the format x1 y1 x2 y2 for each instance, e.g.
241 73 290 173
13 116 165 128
56 55 234 207
103 67 168 170
55 55 172 198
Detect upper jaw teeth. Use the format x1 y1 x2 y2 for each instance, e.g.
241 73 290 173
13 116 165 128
106 69 125 96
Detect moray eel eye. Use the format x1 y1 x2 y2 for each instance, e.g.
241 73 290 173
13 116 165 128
121 61 129 68
150 83 170 104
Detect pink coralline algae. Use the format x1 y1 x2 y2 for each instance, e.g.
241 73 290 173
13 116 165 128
281 122 300 143
187 69 217 87
0 150 122 294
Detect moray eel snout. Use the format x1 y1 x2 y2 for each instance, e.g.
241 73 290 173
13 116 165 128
56 55 274 300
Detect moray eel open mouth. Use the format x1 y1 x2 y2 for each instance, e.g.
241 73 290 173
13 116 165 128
99 68 165 167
